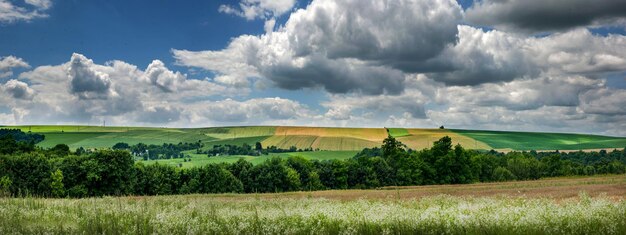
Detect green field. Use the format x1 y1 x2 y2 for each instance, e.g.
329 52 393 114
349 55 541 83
4 125 626 153
387 128 410 137
1 175 624 234
452 129 626 150
141 150 358 167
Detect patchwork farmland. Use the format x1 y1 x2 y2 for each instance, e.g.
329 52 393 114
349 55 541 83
8 125 625 152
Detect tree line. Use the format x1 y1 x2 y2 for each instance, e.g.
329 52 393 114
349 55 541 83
112 142 203 160
0 131 624 197
202 142 313 157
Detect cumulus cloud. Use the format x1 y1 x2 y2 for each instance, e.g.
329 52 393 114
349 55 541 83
443 76 603 111
0 55 30 78
530 28 626 75
135 106 182 124
0 0 51 23
428 25 538 85
428 26 626 85
191 97 307 123
1 79 34 100
142 60 188 92
67 53 112 98
2 53 243 125
176 0 463 95
579 88 626 116
218 0 296 20
466 0 626 34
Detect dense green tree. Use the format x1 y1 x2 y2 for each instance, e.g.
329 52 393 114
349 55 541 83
180 164 243 194
248 157 301 193
287 156 324 190
395 153 424 186
470 154 500 182
50 169 65 197
49 144 70 156
227 158 254 192
0 153 51 196
493 167 516 182
134 163 180 195
506 153 543 180
90 150 135 196
112 142 130 150
317 159 348 189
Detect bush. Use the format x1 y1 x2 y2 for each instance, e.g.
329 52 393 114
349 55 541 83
493 167 516 182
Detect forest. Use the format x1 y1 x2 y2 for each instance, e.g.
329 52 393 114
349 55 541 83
0 129 624 197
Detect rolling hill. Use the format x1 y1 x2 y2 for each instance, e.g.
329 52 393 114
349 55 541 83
3 125 625 152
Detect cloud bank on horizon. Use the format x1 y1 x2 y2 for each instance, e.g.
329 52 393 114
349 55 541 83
1 0 626 136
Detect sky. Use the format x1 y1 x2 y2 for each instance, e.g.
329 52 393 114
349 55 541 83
1 0 626 136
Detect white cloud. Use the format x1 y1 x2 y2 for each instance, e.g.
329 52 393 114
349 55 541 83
177 0 463 95
5 53 241 125
218 0 296 20
1 79 34 100
0 0 51 23
429 26 626 85
67 53 112 98
25 0 51 10
0 55 30 78
190 97 308 124
579 88 626 116
142 60 188 92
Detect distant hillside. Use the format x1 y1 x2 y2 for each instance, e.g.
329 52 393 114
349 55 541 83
4 125 626 151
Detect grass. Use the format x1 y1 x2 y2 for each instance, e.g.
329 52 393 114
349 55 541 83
141 150 359 167
386 128 410 137
1 175 625 234
452 129 626 150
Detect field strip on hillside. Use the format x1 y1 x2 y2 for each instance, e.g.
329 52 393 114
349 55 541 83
202 126 276 139
274 126 388 142
452 129 626 150
394 128 492 150
261 135 381 150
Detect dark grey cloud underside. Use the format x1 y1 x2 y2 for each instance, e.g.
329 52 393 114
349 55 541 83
466 0 626 33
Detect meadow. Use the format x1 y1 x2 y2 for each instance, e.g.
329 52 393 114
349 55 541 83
1 175 624 234
141 150 358 168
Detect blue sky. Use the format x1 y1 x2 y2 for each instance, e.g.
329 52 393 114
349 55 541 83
1 0 267 67
1 0 625 136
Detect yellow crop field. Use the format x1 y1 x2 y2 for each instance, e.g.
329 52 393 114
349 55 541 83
397 128 491 150
274 126 387 142
261 135 381 150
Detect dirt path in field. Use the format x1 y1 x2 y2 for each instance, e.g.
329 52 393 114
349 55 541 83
182 175 626 201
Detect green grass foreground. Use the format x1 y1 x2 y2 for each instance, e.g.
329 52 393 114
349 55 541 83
1 193 624 234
